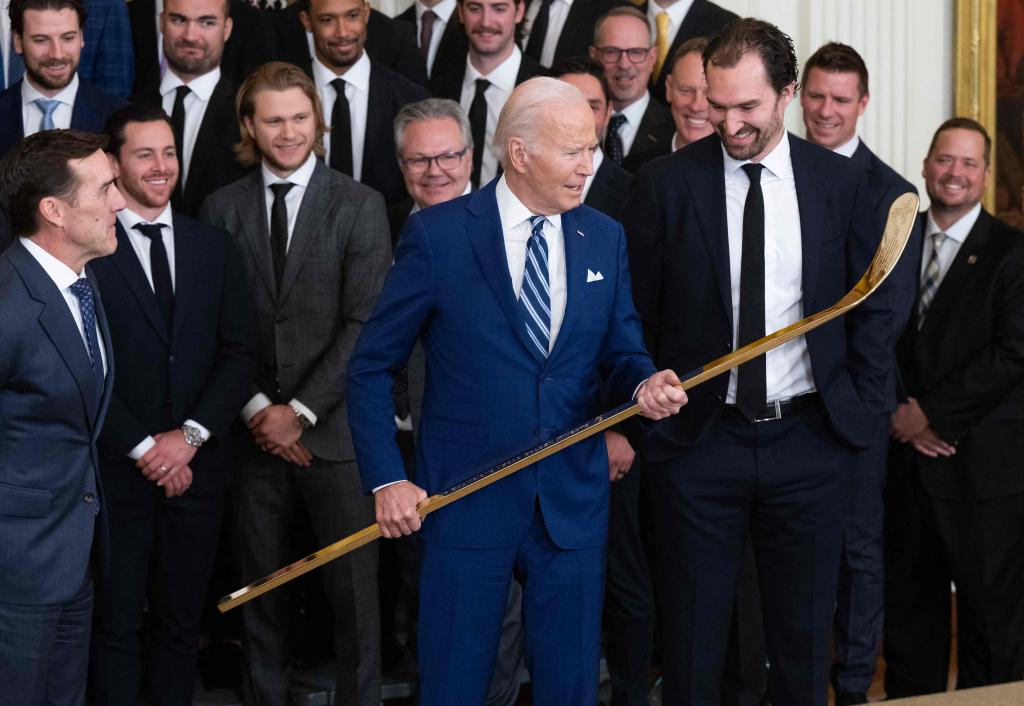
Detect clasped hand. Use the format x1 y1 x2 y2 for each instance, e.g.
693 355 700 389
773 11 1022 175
249 404 313 467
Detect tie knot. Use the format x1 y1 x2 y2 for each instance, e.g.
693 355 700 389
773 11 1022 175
331 77 347 95
270 182 294 199
656 10 669 30
609 113 627 132
528 215 547 237
421 8 437 22
133 222 165 241
475 78 491 93
34 98 59 117
931 231 947 247
741 162 764 184
69 277 94 304
174 85 190 101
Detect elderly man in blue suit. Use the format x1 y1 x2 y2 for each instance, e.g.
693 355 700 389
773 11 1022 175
348 77 685 705
0 129 124 706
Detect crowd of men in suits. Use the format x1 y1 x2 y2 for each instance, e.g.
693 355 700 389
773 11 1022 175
0 0 1022 705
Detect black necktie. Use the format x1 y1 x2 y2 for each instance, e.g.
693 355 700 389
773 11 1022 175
736 163 766 420
270 182 294 291
469 78 490 189
170 85 190 208
419 10 437 60
524 0 554 62
134 223 174 331
605 113 627 164
330 78 353 176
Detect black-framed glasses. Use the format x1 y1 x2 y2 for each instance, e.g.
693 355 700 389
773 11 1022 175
592 45 651 64
400 147 469 174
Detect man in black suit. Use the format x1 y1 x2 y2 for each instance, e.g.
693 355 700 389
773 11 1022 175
520 0 627 68
590 6 672 173
640 0 735 104
394 0 467 86
199 62 391 706
302 0 428 205
623 19 894 705
129 0 277 96
431 0 543 189
799 42 921 706
278 3 429 88
884 118 1024 697
133 0 248 218
87 104 255 706
0 0 124 157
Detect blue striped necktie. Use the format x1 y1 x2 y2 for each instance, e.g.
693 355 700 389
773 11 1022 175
519 215 551 358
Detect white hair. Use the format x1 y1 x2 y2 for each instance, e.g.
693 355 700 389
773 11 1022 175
493 77 588 169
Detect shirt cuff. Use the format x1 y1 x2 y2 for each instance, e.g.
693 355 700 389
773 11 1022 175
128 435 156 460
289 399 318 427
240 393 273 423
632 379 646 400
372 480 407 494
183 419 211 442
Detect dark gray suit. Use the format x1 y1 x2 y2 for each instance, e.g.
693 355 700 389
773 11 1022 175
199 159 391 706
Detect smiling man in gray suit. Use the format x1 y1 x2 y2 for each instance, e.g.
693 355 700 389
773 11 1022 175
199 62 392 706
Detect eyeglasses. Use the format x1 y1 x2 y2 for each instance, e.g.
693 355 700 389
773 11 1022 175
400 147 469 174
592 46 651 64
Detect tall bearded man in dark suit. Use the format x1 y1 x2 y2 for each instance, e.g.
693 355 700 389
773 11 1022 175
199 62 392 706
87 104 256 706
623 19 897 705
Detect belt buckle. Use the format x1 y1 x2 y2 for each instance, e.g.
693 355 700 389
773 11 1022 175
752 399 782 423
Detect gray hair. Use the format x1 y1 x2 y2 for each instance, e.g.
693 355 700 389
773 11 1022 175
493 77 587 168
393 98 472 157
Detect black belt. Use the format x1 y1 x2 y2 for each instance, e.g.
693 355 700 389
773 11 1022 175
723 393 820 424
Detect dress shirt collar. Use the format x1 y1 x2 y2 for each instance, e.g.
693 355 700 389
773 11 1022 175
160 66 221 101
465 46 521 91
417 0 456 24
647 0 693 30
312 50 371 92
615 90 649 127
21 72 79 108
495 174 563 235
833 134 860 159
410 182 471 215
925 201 980 244
722 131 794 181
261 150 317 187
117 204 174 234
20 235 86 282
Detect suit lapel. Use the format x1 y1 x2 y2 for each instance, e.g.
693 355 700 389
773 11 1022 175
548 208 588 362
789 135 824 310
363 64 387 181
108 222 170 344
918 210 991 341
170 213 198 347
278 161 330 303
688 139 732 326
237 172 277 299
91 267 115 438
69 82 96 130
466 184 544 364
183 77 234 205
584 160 612 210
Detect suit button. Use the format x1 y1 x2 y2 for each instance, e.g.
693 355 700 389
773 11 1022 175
275 316 287 323
83 493 95 504
168 355 175 363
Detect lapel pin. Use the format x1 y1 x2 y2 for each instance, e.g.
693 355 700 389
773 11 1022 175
968 255 978 265
576 229 585 238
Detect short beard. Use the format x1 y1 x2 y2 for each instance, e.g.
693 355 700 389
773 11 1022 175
26 62 77 92
166 46 219 79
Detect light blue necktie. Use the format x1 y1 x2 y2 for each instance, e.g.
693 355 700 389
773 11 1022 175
35 98 60 130
6 36 25 88
519 215 551 358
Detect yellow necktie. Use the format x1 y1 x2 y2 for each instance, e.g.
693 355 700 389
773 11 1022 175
654 11 670 80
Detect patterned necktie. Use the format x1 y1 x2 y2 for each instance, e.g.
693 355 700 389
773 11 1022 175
736 163 766 420
653 11 670 80
419 10 437 60
469 78 491 189
519 216 551 358
917 231 947 327
35 98 60 130
605 113 627 164
69 278 105 391
133 223 174 331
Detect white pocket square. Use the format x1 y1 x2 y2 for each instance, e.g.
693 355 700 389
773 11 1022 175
586 269 604 283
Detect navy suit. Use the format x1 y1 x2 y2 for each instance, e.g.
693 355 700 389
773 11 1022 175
347 180 655 704
0 78 127 158
623 133 894 706
0 241 114 706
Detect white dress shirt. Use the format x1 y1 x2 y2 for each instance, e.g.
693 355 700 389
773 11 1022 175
833 134 860 159
646 0 694 52
313 52 371 180
116 205 213 458
723 134 814 403
580 147 604 202
20 236 107 376
920 202 980 289
460 48 522 187
1 0 11 89
523 0 573 67
160 67 220 188
239 151 319 427
415 0 456 76
21 74 78 135
610 91 649 157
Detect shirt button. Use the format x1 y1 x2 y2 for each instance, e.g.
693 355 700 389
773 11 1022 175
83 493 95 504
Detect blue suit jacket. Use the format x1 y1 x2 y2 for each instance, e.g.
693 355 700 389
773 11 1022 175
79 0 135 98
624 133 898 460
0 78 127 157
347 181 656 550
0 242 114 605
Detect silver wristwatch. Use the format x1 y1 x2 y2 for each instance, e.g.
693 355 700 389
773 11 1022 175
180 423 205 448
